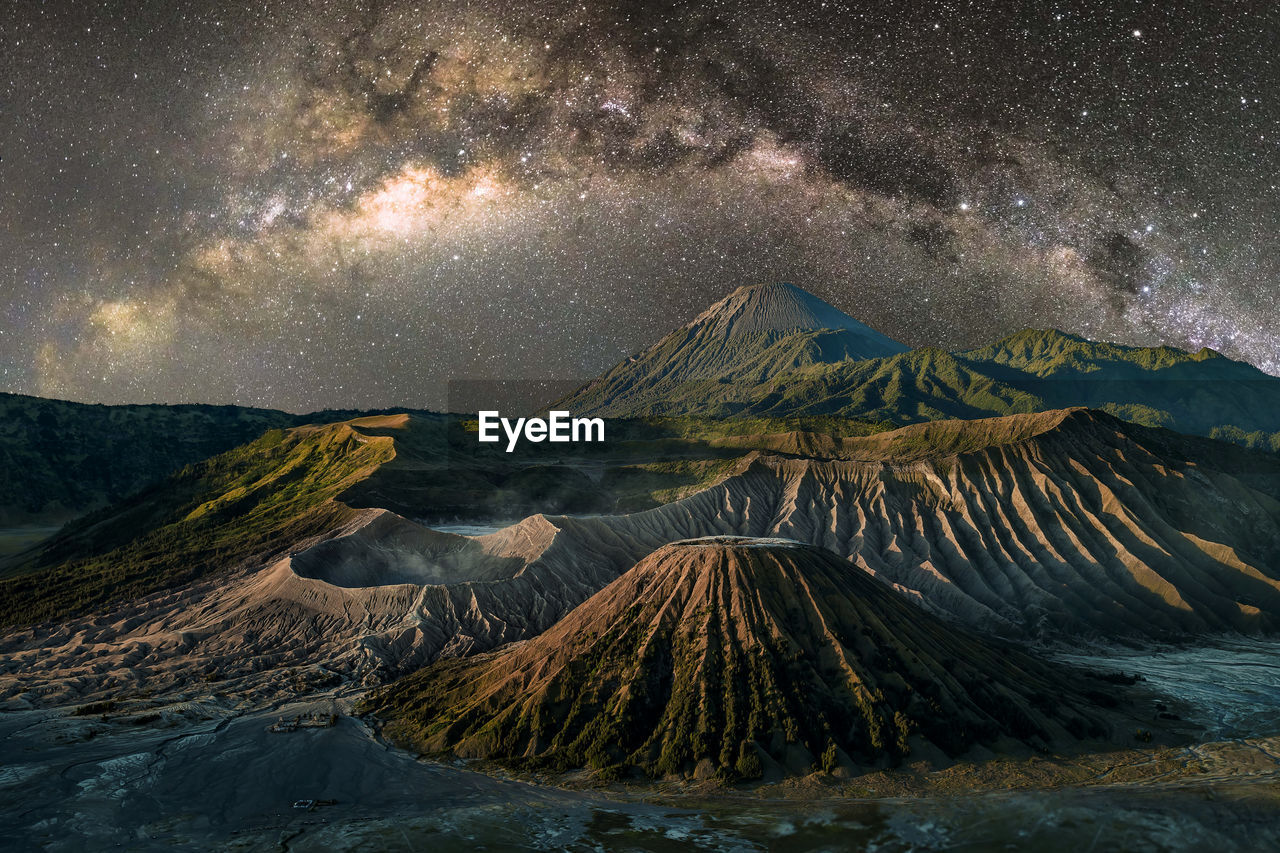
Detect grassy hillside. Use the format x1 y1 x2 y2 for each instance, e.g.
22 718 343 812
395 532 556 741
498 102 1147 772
0 393 460 527
0 417 401 628
964 330 1280 437
11 399 1274 633
0 412 898 629
963 328 1220 374
0 393 301 525
561 328 1280 446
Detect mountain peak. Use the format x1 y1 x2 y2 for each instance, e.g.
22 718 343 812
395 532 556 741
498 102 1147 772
690 282 906 353
371 536 1144 779
554 282 907 416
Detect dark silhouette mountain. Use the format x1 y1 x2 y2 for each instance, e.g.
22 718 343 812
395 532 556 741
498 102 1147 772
0 393 453 527
0 393 298 525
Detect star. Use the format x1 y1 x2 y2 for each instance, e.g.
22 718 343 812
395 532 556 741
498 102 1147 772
1 0 1277 409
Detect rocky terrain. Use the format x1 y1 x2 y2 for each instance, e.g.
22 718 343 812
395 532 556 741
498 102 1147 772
5 681 1277 852
4 283 1280 849
6 406 1280 713
370 537 1165 781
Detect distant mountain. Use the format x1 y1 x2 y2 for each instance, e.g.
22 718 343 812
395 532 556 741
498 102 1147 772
556 282 908 416
0 393 298 525
964 328 1225 375
557 286 1280 446
962 329 1280 439
0 394 470 527
368 537 1153 780
684 281 907 345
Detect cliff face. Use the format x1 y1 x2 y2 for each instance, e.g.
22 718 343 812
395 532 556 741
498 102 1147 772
653 409 1280 638
474 408 1280 643
370 538 1145 780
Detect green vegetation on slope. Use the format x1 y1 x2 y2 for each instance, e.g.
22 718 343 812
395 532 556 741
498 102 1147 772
0 393 300 525
561 327 1280 447
0 392 448 527
964 328 1226 375
11 400 1266 633
557 323 908 418
0 420 396 628
0 411 899 629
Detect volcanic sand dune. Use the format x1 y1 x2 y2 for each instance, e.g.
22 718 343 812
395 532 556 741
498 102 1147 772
371 537 1156 780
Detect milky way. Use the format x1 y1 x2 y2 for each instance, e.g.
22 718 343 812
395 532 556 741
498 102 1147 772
2 0 1278 411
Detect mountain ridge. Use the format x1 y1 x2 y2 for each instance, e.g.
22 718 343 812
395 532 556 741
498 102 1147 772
555 283 909 415
685 282 908 348
963 328 1239 377
556 285 1280 445
0 393 299 526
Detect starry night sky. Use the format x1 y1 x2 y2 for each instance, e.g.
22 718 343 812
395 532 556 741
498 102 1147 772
2 0 1277 412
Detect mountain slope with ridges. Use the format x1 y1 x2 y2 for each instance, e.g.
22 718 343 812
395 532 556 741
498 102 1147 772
0 393 301 525
556 286 1280 445
7 408 1280 709
556 283 908 416
369 537 1156 780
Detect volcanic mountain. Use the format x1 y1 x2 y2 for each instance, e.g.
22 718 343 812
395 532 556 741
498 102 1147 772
558 284 1280 445
557 282 909 416
369 537 1150 780
8 407 1280 709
